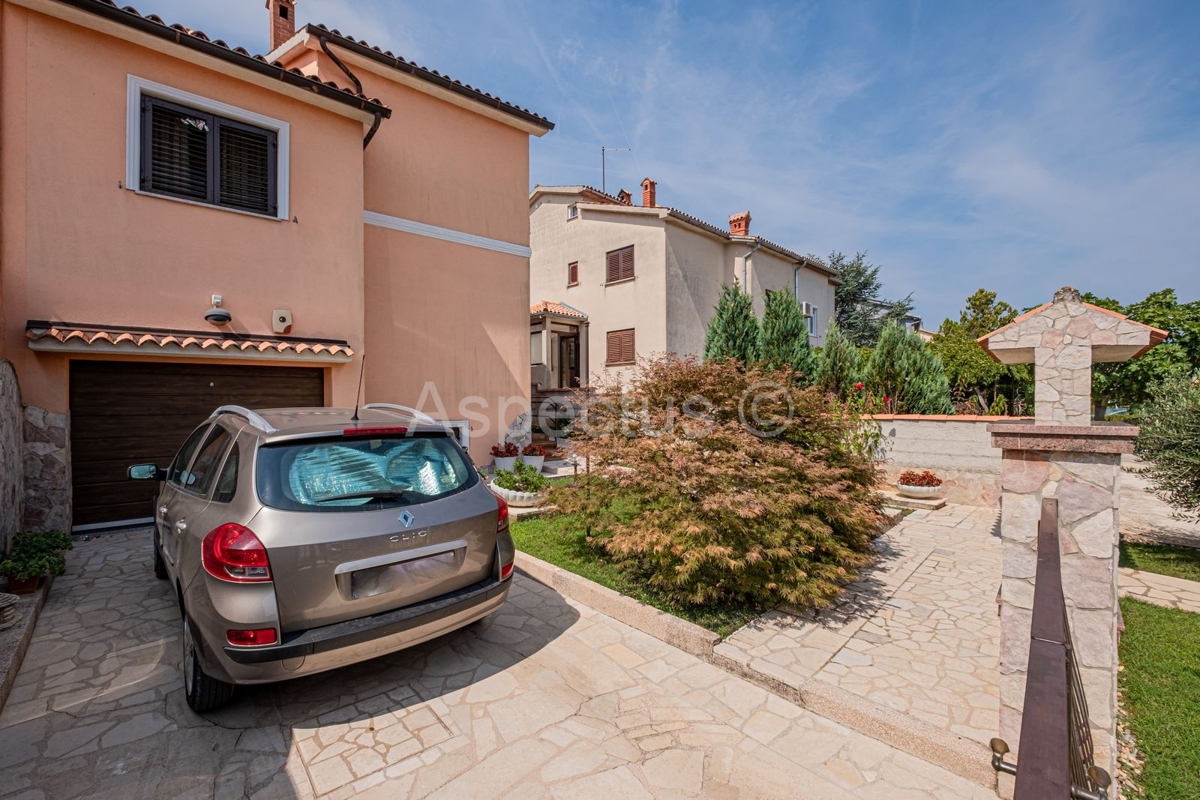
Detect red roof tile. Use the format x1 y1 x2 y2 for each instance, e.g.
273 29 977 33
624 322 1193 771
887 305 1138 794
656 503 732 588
60 0 390 116
303 25 552 130
530 301 587 320
26 322 354 361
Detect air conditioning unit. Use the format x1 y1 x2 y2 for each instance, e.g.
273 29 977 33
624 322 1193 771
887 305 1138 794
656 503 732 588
801 302 815 317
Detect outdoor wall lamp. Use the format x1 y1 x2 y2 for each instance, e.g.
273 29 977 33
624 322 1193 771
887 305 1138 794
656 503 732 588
205 294 232 326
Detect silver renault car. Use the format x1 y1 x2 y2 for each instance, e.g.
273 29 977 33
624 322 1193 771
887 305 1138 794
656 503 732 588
128 404 513 712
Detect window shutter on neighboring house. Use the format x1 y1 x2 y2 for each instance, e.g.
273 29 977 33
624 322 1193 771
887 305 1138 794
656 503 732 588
605 246 634 283
606 329 635 365
568 261 579 286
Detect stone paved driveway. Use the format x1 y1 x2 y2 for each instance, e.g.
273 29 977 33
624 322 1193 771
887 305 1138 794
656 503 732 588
718 505 1002 746
0 530 997 799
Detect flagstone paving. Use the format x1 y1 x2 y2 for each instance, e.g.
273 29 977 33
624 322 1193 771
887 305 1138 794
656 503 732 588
0 529 998 799
1119 568 1200 614
1119 454 1200 547
717 505 1004 747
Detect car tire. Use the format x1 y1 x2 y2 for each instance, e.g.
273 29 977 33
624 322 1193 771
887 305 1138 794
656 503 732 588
152 530 168 580
182 615 235 713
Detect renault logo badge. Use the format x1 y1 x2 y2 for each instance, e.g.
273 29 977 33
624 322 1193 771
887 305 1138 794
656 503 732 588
398 510 415 528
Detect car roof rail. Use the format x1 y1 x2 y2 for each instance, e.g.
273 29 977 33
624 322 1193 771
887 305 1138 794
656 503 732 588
361 403 438 425
211 405 277 433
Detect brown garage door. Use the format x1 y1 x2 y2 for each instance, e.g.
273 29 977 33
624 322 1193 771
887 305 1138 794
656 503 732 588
69 361 324 528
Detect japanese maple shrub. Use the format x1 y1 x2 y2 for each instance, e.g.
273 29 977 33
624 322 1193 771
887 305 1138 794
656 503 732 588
552 355 883 609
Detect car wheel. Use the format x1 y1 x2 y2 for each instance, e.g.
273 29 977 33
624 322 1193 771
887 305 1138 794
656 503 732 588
182 614 235 712
152 529 168 580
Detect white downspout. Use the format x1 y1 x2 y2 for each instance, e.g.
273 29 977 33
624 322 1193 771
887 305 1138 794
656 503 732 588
740 241 763 292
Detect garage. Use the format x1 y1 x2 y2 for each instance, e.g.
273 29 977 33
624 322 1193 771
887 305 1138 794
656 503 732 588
69 360 325 529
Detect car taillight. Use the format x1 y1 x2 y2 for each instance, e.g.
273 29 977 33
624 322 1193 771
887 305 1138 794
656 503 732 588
226 628 277 647
496 494 513 580
202 524 272 583
496 494 509 533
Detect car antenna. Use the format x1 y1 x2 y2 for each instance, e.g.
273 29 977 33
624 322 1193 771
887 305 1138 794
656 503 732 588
350 354 366 422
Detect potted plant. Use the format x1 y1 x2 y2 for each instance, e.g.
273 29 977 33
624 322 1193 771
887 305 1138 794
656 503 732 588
895 470 944 499
489 461 550 507
1 530 73 595
519 443 547 472
490 441 519 472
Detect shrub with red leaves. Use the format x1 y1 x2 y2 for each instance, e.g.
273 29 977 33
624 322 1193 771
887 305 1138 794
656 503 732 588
897 470 943 487
522 443 547 457
490 442 519 458
550 355 884 610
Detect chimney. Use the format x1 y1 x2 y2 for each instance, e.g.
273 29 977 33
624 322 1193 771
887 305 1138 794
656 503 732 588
729 211 751 237
267 0 296 52
641 177 657 207
617 188 632 205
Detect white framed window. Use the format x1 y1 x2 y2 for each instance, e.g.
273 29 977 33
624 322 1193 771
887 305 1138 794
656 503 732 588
530 331 544 365
126 75 290 220
802 302 818 335
567 204 579 220
442 420 471 452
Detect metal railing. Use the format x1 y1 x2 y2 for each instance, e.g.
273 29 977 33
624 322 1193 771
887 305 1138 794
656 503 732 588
991 497 1112 799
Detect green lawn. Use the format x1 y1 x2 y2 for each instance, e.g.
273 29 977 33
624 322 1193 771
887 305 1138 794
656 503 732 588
1120 541 1200 583
510 512 762 637
1119 597 1200 798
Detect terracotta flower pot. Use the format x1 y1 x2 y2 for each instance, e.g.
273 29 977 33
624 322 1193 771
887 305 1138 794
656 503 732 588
6 575 40 595
895 483 942 500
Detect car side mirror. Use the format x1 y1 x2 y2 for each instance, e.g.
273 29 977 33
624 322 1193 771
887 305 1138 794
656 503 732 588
128 464 165 481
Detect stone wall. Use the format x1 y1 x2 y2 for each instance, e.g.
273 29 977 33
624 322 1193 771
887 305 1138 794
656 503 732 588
996 448 1122 784
23 407 70 533
874 415 1031 506
0 361 22 555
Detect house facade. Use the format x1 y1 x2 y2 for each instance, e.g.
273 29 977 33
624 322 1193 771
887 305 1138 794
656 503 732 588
528 180 839 390
0 0 550 531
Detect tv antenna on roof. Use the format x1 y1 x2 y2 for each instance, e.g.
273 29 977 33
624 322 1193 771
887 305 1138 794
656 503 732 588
601 146 630 195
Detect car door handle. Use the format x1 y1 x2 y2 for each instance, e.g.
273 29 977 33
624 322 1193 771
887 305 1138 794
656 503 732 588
159 505 169 517
174 520 187 532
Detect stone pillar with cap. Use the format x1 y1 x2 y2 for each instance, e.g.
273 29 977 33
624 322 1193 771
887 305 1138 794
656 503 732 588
978 286 1166 793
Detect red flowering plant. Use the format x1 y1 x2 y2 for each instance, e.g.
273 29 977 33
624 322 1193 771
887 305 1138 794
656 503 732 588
898 470 943 488
522 443 547 457
490 442 519 458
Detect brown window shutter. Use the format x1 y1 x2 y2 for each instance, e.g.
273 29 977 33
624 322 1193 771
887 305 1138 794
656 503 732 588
607 328 635 365
568 261 578 286
620 247 634 280
605 246 634 283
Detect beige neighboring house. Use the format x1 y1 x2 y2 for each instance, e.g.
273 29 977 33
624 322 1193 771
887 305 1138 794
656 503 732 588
528 179 839 391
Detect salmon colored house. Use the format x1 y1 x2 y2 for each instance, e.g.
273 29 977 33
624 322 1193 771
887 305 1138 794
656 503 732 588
0 0 552 532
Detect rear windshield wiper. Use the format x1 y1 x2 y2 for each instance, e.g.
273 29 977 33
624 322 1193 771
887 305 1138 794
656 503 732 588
314 490 412 504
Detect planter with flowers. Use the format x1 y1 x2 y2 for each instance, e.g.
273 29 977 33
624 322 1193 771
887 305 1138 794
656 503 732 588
519 443 546 472
490 461 550 508
1 530 73 595
895 470 944 499
490 441 519 473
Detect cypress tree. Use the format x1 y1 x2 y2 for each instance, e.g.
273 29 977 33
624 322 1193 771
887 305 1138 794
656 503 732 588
816 322 862 398
704 284 762 365
867 323 953 414
761 290 817 382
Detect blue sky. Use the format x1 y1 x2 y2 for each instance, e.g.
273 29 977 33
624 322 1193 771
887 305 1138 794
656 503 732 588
135 1 1200 325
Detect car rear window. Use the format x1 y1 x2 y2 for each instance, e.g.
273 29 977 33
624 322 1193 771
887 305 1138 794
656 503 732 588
255 433 476 512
